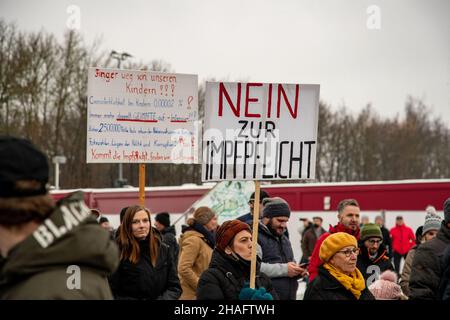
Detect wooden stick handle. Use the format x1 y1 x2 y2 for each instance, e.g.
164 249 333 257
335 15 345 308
139 164 146 206
250 180 261 289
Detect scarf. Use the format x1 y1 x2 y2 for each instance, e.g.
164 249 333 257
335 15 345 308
329 223 360 240
323 262 366 299
191 221 216 249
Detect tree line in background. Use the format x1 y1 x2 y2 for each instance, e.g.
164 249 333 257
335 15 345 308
1 22 449 189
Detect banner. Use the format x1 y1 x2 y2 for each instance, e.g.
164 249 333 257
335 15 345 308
202 82 320 181
188 181 255 222
87 68 199 164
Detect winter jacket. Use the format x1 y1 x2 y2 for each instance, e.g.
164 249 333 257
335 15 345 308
236 212 253 225
308 223 360 282
409 222 450 300
301 226 326 260
0 192 119 299
390 224 415 255
304 265 375 300
161 225 179 266
109 232 181 300
356 243 393 281
380 225 392 257
400 245 418 297
257 222 297 300
196 250 278 300
177 227 213 299
439 244 450 300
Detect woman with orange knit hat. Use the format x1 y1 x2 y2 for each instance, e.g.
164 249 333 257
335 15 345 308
304 232 375 300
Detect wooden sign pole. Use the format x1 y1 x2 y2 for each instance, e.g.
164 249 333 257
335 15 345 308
139 164 146 206
249 180 261 289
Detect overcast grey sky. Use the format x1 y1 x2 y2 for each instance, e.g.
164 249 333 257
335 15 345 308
2 0 449 124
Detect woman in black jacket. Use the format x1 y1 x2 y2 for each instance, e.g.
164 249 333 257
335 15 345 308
109 205 181 300
304 232 375 300
196 220 277 300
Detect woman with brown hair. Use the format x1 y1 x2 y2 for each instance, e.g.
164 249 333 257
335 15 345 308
109 205 181 300
178 206 218 299
197 220 277 300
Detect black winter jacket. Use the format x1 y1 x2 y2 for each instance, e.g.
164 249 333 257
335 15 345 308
161 225 179 265
439 244 450 300
258 222 297 300
357 243 394 281
380 226 392 257
196 250 278 300
109 232 181 300
409 222 450 300
304 265 375 300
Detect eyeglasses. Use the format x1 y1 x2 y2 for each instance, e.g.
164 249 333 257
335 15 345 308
337 248 360 257
367 239 382 245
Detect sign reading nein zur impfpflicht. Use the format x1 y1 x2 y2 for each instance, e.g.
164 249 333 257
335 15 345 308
202 82 320 181
87 67 199 164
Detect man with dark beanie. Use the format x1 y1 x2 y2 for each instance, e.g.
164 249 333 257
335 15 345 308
257 197 307 300
410 197 450 300
154 212 179 265
237 190 270 226
0 136 119 299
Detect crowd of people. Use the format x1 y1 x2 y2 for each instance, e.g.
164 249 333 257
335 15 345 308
1 136 450 301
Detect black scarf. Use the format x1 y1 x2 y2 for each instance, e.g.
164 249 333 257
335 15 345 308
191 221 216 249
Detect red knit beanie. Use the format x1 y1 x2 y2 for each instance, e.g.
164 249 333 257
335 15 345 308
216 220 251 253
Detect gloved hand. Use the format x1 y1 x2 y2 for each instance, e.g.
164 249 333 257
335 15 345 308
239 282 273 300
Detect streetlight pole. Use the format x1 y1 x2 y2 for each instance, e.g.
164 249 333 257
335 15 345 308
52 156 67 189
110 50 132 187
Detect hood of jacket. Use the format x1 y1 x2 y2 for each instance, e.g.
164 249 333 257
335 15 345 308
0 192 119 287
329 223 360 240
162 225 176 237
179 228 205 246
179 223 215 249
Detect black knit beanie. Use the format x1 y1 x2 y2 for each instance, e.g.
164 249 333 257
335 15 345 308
155 212 171 228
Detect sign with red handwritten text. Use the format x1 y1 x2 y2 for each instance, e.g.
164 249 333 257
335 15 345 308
202 82 320 181
87 68 199 164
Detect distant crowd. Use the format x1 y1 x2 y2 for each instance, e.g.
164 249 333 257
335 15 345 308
1 135 450 301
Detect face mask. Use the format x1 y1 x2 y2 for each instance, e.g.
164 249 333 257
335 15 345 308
313 223 320 228
229 250 252 271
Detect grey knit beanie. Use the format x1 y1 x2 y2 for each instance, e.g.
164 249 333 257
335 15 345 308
422 213 442 236
262 197 291 218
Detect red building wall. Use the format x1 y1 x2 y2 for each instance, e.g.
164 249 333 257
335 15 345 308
50 180 450 214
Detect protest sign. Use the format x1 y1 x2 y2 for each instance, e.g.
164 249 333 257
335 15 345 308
87 67 199 164
202 82 320 181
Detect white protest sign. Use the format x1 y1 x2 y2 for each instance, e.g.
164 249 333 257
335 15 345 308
202 82 320 181
87 67 199 164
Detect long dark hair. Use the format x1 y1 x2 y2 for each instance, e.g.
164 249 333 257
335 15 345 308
118 205 159 266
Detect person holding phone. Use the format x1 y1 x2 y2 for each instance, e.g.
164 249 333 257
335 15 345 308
257 197 307 300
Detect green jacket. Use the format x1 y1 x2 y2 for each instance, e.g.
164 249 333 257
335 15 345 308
0 192 120 299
